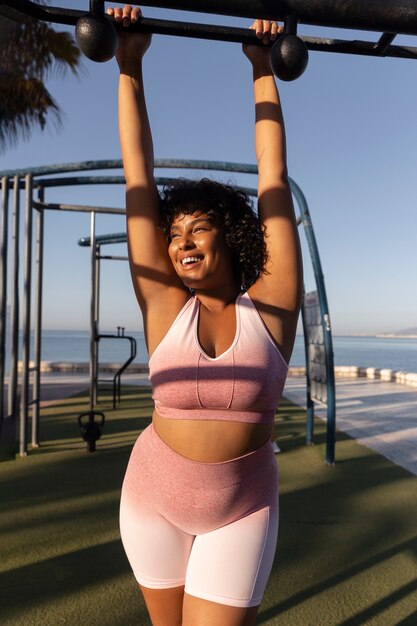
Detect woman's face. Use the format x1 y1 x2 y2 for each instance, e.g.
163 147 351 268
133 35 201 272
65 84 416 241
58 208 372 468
168 211 236 290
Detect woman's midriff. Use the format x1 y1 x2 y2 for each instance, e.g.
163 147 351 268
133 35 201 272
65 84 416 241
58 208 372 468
152 410 273 463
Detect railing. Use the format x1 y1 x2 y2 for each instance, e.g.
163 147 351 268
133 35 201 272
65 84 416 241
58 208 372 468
95 328 137 409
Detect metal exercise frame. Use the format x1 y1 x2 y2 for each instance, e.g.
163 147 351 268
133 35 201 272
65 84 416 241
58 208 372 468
0 159 336 462
77 231 138 409
1 0 417 62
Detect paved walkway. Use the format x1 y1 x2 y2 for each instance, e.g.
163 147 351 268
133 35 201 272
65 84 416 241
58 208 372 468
283 376 417 476
5 372 417 476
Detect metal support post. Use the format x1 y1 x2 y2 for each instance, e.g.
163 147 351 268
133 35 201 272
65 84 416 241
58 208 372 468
90 211 96 411
20 174 33 457
32 187 44 447
0 177 9 425
291 180 336 464
93 243 100 405
301 297 315 445
8 177 20 426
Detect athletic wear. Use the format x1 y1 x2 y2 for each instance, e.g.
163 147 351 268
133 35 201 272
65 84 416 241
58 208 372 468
120 291 287 608
120 424 279 607
149 291 288 423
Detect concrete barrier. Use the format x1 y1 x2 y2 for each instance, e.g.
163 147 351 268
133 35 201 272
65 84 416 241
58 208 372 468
18 361 149 374
17 361 417 388
286 365 417 389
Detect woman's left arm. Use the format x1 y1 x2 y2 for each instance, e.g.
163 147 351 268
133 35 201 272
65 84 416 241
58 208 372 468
244 21 303 362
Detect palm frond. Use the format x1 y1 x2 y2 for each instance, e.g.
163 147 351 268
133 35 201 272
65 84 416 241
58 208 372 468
0 72 60 151
0 0 81 152
42 28 81 76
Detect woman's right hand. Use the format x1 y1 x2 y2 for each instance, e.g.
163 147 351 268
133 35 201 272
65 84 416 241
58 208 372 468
107 5 152 67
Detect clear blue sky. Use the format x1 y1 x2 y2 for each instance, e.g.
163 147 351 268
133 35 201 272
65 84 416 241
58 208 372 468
1 2 416 335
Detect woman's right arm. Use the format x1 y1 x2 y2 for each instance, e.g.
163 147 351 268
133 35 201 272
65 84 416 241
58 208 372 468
109 6 189 350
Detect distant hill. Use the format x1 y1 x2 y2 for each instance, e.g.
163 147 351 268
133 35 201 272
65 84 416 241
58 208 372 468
392 327 417 335
378 327 417 338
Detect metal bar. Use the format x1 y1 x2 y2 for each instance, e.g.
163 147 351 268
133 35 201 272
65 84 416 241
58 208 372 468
31 177 127 188
96 334 137 408
1 1 273 44
98 255 129 261
0 168 255 196
118 16 274 44
0 154 345 181
118 0 417 35
8 177 20 427
6 0 417 36
32 188 44 448
90 212 96 412
0 177 9 427
93 243 100 405
0 160 125 178
2 2 417 63
33 202 125 215
301 295 315 445
78 233 127 247
374 32 397 55
20 174 33 457
38 177 258 195
90 0 104 15
0 155 372 180
1 0 83 25
95 246 100 337
302 35 417 59
291 180 336 465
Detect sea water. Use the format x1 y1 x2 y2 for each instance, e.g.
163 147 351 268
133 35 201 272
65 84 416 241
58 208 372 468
3 331 417 375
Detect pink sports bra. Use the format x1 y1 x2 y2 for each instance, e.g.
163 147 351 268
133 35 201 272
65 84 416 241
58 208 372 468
149 291 288 424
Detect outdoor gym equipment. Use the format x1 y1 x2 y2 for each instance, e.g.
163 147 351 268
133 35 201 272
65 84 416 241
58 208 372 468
0 159 336 464
76 9 118 63
2 0 417 80
78 409 105 452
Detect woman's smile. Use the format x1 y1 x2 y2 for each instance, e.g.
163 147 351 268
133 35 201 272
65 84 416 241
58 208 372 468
168 212 235 286
180 255 204 270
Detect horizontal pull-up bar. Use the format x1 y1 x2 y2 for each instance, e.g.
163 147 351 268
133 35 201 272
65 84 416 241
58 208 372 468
113 0 417 36
4 0 417 36
3 0 417 81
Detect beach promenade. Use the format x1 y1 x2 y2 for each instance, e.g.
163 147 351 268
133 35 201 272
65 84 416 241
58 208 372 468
284 376 417 476
34 371 417 476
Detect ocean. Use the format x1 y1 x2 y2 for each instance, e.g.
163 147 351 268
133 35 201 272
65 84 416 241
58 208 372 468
3 331 417 375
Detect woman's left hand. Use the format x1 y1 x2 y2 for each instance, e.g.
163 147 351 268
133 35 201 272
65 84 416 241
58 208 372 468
242 19 283 65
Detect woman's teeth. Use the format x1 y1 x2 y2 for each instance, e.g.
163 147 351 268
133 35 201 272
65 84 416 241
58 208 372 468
181 256 201 265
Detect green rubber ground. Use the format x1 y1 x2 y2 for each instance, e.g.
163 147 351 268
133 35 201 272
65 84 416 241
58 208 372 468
1 387 417 625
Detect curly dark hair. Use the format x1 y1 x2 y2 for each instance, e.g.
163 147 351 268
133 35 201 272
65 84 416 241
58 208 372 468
159 178 268 291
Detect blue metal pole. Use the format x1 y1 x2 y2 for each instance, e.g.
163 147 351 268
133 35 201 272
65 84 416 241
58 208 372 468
93 242 100 406
32 188 44 447
290 180 336 465
301 293 315 445
0 177 9 428
90 212 97 412
20 175 33 457
8 177 21 431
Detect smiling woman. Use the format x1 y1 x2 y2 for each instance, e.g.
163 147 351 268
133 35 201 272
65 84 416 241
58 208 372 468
168 212 232 288
109 3 302 625
159 177 267 291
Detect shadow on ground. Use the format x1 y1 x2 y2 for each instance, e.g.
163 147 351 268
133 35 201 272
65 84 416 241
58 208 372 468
1 388 417 625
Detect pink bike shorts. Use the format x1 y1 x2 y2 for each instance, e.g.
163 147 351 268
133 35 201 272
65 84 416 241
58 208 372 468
119 423 279 608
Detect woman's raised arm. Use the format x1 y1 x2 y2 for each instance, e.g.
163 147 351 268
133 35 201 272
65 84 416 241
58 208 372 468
244 20 303 362
109 6 188 351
